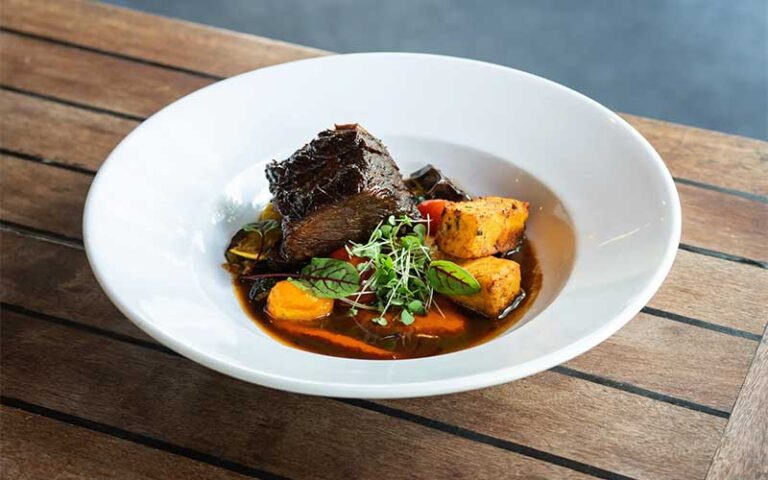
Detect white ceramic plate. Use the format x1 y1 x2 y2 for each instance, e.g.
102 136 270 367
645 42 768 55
84 53 680 398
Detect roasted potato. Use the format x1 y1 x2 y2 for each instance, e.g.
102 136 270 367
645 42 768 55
436 197 528 258
448 256 522 318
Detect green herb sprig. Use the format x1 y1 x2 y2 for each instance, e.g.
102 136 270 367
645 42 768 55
348 215 480 325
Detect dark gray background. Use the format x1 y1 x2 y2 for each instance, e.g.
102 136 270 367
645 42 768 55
107 0 767 139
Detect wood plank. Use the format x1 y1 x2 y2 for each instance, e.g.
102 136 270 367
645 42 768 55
0 230 148 341
0 89 137 171
0 32 211 118
566 312 756 412
0 229 756 412
0 311 592 480
623 115 768 197
0 0 326 78
0 309 724 480
0 154 90 239
679 183 768 262
0 406 250 480
649 249 768 335
707 328 768 480
2 155 765 335
385 373 725 480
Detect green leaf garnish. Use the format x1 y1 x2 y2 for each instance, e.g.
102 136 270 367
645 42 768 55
347 215 435 324
427 260 481 296
400 309 415 325
407 299 424 314
292 258 361 299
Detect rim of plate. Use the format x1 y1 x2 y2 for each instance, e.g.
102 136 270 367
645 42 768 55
83 52 681 398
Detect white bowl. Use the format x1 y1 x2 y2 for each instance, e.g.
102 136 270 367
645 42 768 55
84 53 680 398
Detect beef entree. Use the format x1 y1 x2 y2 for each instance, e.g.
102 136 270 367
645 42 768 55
225 124 541 359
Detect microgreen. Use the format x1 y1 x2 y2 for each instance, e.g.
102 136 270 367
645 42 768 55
241 215 480 325
346 215 478 325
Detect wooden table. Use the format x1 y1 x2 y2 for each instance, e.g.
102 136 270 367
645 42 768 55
1 1 766 478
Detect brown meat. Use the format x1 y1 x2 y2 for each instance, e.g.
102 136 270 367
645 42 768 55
266 124 415 261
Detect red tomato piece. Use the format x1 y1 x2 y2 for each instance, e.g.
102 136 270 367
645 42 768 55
330 246 351 261
416 199 448 235
330 246 366 266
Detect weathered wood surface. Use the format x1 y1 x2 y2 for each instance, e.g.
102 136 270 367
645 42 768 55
0 0 326 78
1 0 766 478
0 406 252 480
706 328 768 480
2 310 595 480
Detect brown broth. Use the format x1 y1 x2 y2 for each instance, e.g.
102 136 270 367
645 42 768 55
234 240 542 360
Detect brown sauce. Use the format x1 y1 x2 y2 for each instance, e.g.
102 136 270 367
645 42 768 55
235 240 542 360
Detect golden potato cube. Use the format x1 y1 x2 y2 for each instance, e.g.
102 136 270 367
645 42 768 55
449 256 522 318
436 197 528 259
